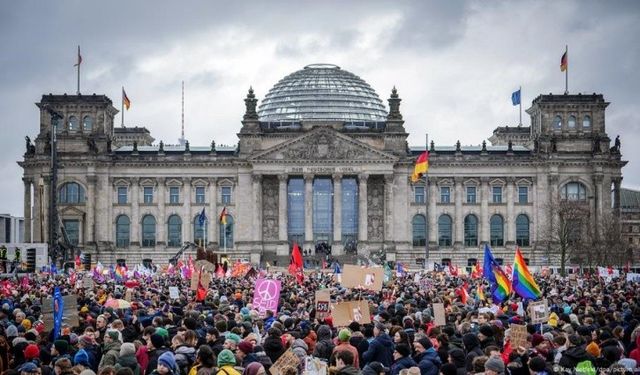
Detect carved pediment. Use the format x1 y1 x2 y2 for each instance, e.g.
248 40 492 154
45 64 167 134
59 205 85 216
249 128 398 162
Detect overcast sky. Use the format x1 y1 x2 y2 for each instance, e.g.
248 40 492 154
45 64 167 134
1 1 639 217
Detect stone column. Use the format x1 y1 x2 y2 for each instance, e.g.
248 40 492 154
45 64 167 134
23 177 32 242
506 177 515 245
278 175 288 242
384 174 394 243
130 178 140 246
42 178 50 243
33 177 43 243
428 177 438 246
157 178 166 245
332 173 342 252
531 176 538 245
183 178 192 244
304 174 314 243
613 177 622 217
454 177 463 247
209 178 218 247
480 177 490 244
86 175 97 244
252 174 263 244
358 173 369 243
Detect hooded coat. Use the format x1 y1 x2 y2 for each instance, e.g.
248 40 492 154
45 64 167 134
462 333 483 372
174 345 197 375
390 356 417 375
263 332 285 363
313 326 335 362
99 341 122 369
362 333 394 368
413 349 441 375
117 353 141 375
558 345 595 370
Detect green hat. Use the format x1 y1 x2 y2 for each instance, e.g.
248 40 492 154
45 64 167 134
217 349 236 367
155 327 169 339
338 328 351 342
226 333 241 344
54 339 69 354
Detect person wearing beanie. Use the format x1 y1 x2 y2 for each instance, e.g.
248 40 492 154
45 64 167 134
99 330 122 369
484 356 505 375
146 334 171 375
21 319 32 331
23 344 40 361
216 349 241 375
312 325 334 363
290 339 308 372
237 341 258 368
478 325 497 350
242 362 266 375
412 336 441 375
151 351 178 375
332 330 360 369
263 327 285 364
438 363 457 375
391 344 417 375
116 342 141 375
363 323 394 368
51 339 72 364
224 333 241 351
585 341 601 358
6 325 18 338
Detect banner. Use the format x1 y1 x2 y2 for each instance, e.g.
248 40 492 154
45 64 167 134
253 278 281 317
339 265 383 291
331 300 371 327
315 290 331 320
53 287 63 340
627 273 640 283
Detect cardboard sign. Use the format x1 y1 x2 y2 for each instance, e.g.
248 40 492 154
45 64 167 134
190 269 212 291
339 265 384 291
433 303 446 326
195 260 217 273
270 349 300 375
315 290 331 320
82 276 94 289
509 324 529 348
331 300 371 327
169 287 180 299
529 300 549 324
304 357 328 375
253 278 281 317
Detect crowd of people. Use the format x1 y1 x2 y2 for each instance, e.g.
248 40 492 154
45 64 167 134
0 262 639 375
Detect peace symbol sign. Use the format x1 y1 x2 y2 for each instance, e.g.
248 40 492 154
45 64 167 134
257 280 278 300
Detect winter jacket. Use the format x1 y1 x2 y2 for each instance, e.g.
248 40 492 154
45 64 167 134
362 333 394 368
462 333 483 372
391 356 417 375
253 346 273 372
292 339 309 371
99 341 122 369
263 334 285 363
174 345 197 375
558 345 595 372
630 335 640 364
136 345 150 375
216 365 241 375
332 342 360 369
336 365 361 375
304 330 318 354
116 354 141 375
413 348 441 375
146 347 171 374
313 326 335 362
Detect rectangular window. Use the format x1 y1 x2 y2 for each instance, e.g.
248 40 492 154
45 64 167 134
414 186 425 203
117 187 127 204
518 186 528 204
440 187 450 203
466 186 476 204
63 220 79 246
195 186 205 204
169 187 180 204
492 186 503 203
221 186 232 204
143 187 153 204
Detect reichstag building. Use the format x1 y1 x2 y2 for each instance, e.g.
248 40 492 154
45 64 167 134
19 64 626 267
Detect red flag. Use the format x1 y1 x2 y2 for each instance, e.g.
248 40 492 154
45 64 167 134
471 263 483 279
196 266 206 302
457 282 469 304
449 264 459 277
215 264 225 279
289 243 304 282
608 265 614 275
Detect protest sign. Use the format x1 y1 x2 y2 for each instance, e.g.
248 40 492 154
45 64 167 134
315 290 331 320
340 265 383 291
529 300 549 324
195 260 217 273
253 278 281 317
509 324 529 348
82 276 94 289
270 349 300 375
169 287 180 300
304 357 328 375
331 300 371 326
627 273 640 283
190 268 212 291
433 303 446 326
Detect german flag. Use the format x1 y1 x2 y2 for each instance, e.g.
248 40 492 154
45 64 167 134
411 151 429 183
560 51 568 72
122 88 131 110
219 207 227 225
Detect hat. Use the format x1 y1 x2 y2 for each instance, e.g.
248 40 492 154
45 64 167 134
484 356 505 373
21 319 32 330
226 333 241 344
528 357 546 372
417 337 432 350
217 349 236 367
439 363 457 375
586 341 601 357
531 333 544 347
120 342 136 357
6 325 18 338
479 324 494 337
74 350 90 366
395 344 411 357
54 339 70 355
150 333 165 349
155 327 169 338
367 362 390 374
23 344 40 360
18 362 39 373
106 330 120 342
158 351 178 372
338 328 351 342
79 335 94 347
237 341 254 354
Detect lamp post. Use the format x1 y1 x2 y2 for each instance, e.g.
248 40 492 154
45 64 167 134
45 107 63 267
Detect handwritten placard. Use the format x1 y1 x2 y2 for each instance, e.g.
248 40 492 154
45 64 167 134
340 265 383 291
509 324 529 348
169 287 179 300
433 303 446 326
529 300 549 324
253 278 281 317
270 349 300 375
315 290 331 320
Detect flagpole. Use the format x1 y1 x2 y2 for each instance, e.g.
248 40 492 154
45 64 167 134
424 133 429 269
121 87 124 127
76 46 81 95
565 45 568 95
519 86 522 126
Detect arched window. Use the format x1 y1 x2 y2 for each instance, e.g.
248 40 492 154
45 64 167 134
561 182 587 201
583 115 591 129
412 215 426 247
167 215 182 247
516 214 530 247
553 115 562 129
194 214 208 246
141 215 156 247
68 116 79 132
58 182 85 204
53 116 63 133
438 215 452 246
464 215 478 247
490 215 504 247
568 115 576 129
219 215 234 249
115 215 130 248
83 116 93 132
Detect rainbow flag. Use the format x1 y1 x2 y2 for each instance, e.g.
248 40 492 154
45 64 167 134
511 247 541 300
491 263 511 303
476 285 485 301
411 151 429 183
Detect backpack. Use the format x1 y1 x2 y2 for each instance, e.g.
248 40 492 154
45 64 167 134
575 359 596 375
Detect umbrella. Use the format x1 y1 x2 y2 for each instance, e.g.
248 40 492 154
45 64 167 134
104 298 131 309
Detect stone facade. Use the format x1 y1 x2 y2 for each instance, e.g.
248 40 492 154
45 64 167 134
18 88 626 268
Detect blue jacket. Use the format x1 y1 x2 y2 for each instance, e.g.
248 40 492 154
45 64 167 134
363 333 394 368
414 349 441 375
391 356 417 375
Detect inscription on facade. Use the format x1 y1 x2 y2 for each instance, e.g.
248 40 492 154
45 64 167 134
287 166 359 174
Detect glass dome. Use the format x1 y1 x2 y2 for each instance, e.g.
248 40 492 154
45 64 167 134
257 64 388 122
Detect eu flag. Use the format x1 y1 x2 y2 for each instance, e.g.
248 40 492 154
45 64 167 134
511 89 521 106
197 208 206 226
53 287 63 340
